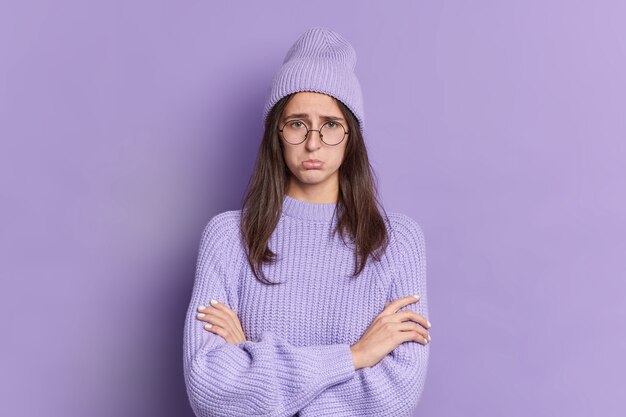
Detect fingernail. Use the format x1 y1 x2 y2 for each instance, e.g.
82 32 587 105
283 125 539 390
427 334 431 341
197 313 206 318
198 305 206 311
427 320 431 328
210 299 219 305
413 295 420 300
204 323 212 329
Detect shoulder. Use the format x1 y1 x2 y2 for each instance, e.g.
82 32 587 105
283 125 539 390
382 211 427 274
200 209 242 246
384 211 426 252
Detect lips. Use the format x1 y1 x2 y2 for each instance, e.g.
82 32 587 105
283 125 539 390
302 159 323 169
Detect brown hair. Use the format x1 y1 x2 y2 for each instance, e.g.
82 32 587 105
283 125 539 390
239 92 390 285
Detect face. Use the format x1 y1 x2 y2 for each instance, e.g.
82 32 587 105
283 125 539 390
279 91 349 202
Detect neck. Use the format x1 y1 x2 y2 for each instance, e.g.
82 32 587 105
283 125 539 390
285 180 339 204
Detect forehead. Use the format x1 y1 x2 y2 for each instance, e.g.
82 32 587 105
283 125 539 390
283 91 342 115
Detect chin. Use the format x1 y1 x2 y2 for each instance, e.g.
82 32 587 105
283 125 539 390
296 172 327 184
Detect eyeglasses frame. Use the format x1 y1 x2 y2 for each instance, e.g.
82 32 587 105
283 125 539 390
278 119 349 146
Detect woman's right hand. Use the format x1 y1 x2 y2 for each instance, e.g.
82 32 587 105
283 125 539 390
350 295 431 370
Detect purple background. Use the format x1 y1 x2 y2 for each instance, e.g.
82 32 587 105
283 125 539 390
2 1 625 416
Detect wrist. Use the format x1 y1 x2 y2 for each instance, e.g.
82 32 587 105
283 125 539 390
349 345 364 370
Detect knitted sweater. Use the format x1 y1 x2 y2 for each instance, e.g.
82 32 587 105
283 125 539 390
183 194 430 417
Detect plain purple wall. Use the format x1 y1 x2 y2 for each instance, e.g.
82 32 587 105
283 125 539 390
1 1 625 416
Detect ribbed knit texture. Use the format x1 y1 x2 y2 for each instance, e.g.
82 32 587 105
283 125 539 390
183 195 430 417
262 27 366 134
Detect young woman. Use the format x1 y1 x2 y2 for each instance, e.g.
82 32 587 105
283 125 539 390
183 27 431 417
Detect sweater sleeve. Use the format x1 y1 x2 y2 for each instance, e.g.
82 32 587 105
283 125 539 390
297 214 430 417
182 214 357 417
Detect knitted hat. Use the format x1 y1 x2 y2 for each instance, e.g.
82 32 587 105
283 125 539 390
262 26 365 133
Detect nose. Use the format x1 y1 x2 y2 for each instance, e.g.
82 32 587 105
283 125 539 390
305 129 323 148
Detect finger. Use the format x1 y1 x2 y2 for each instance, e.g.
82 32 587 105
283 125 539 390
381 295 421 315
202 319 239 342
395 310 431 329
197 304 233 322
203 323 229 339
206 302 242 335
198 301 245 344
207 300 238 318
200 310 241 342
394 321 429 340
396 327 430 345
385 321 429 345
197 300 231 313
196 310 223 323
199 314 230 330
206 300 245 336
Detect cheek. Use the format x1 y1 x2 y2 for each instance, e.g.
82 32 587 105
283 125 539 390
282 149 298 170
332 148 348 167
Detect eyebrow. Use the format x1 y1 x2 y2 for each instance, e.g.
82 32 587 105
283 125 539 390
282 113 345 122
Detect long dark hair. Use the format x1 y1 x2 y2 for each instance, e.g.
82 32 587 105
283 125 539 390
240 92 390 285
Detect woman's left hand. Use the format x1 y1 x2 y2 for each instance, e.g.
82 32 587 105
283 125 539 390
196 300 247 345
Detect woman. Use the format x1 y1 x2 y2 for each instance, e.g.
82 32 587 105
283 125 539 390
183 26 431 417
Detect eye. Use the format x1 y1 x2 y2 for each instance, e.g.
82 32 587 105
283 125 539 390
289 120 305 128
325 121 337 128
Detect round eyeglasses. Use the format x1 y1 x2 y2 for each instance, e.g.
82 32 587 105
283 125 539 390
279 119 348 146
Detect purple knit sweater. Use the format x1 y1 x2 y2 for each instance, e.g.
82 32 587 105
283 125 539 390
183 194 430 416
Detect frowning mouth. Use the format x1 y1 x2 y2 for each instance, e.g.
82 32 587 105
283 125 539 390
302 160 323 169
